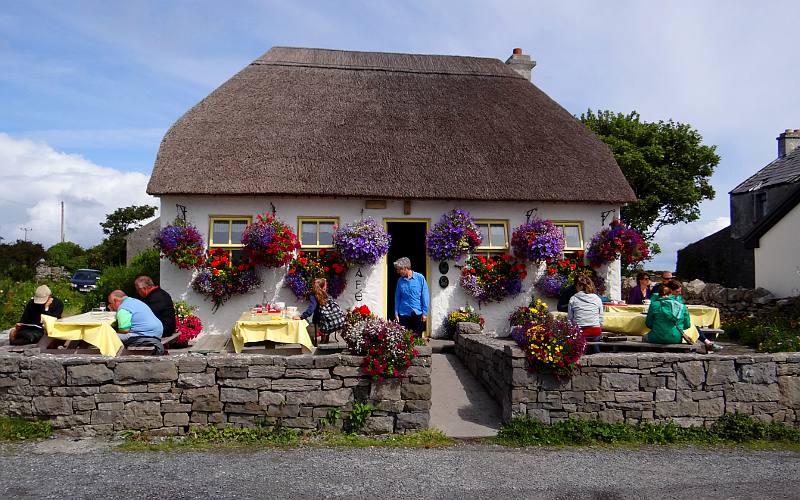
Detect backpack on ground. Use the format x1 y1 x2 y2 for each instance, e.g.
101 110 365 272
317 299 346 333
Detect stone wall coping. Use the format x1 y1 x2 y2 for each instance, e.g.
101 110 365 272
456 333 800 364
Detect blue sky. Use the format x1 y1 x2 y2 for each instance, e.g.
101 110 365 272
1 1 799 271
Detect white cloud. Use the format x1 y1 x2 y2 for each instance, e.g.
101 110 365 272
649 216 731 272
0 133 157 249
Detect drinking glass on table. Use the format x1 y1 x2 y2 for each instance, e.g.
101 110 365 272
99 302 106 312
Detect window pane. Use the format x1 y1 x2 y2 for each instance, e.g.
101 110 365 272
477 224 489 246
562 225 581 248
301 222 317 246
213 221 229 245
319 222 335 246
231 220 248 244
490 225 507 248
231 249 244 265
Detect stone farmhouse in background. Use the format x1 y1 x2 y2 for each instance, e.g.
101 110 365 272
146 46 636 336
678 130 800 297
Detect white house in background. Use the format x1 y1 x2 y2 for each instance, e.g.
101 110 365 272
744 184 800 298
146 46 636 336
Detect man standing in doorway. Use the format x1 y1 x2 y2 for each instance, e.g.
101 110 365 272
393 257 429 337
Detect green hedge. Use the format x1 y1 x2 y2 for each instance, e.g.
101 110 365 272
721 297 800 353
81 249 160 311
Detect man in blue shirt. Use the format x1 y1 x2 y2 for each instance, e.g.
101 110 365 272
393 257 429 336
108 290 165 354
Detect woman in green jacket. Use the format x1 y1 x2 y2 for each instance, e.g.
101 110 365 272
644 280 691 344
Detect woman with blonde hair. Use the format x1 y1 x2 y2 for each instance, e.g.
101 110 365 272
293 278 344 345
567 275 604 354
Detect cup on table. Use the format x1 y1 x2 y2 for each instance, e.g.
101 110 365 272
91 308 103 318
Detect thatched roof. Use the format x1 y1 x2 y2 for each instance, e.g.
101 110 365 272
148 47 635 203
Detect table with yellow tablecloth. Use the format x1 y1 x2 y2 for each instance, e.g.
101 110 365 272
41 312 124 356
231 313 313 353
603 304 721 329
553 304 721 344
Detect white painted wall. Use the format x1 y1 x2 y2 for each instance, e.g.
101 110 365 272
158 195 621 336
754 201 800 298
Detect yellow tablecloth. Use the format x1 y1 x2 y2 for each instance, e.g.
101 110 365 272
231 313 313 353
552 310 702 343
41 313 123 356
604 304 721 329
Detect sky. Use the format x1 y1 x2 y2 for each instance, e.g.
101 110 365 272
1 0 798 271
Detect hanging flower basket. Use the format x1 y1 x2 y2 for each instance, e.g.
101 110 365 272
332 217 391 266
459 254 527 303
426 209 482 262
191 248 261 312
511 218 565 264
586 219 649 268
241 213 300 268
284 249 348 300
153 219 206 269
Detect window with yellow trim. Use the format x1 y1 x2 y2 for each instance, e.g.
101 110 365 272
553 222 584 253
475 220 509 256
209 216 251 263
298 217 338 256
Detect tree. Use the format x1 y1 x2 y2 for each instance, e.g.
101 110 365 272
45 241 86 271
0 240 46 281
101 205 157 237
96 204 157 267
580 110 719 239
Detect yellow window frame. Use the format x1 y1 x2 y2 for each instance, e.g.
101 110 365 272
208 216 251 262
552 221 584 251
475 219 510 253
298 217 339 249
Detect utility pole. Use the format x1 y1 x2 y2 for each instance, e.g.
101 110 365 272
20 227 32 242
61 201 65 243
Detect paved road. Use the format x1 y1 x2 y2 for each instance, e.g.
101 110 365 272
1 440 798 499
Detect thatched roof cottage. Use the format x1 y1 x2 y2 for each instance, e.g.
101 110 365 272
148 46 635 336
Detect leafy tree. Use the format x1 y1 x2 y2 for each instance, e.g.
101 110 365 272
45 242 86 272
580 110 719 239
101 205 157 237
0 240 46 281
82 248 160 311
96 204 157 267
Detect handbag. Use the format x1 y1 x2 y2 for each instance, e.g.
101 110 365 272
317 299 346 334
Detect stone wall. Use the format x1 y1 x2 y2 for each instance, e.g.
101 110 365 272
455 334 799 426
0 349 432 437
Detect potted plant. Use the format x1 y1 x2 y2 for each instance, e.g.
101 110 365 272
426 209 482 262
332 217 391 266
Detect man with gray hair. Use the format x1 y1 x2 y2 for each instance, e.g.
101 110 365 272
134 275 176 337
108 290 164 354
393 257 429 336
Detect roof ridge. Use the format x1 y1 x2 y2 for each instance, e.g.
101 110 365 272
251 60 524 79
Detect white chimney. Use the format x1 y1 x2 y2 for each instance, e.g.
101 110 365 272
777 129 800 158
505 47 536 81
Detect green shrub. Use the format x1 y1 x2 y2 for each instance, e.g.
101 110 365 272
497 414 800 447
721 303 800 353
0 416 53 440
83 249 160 311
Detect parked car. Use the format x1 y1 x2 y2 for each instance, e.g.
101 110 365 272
70 269 101 293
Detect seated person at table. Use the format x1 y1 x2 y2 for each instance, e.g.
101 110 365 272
627 271 653 305
644 280 691 344
655 281 722 353
567 276 604 354
9 285 64 345
107 290 164 353
651 271 674 297
557 282 577 312
134 275 176 337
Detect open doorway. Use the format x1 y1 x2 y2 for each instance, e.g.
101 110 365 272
385 220 429 326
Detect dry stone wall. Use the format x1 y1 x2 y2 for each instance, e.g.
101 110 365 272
455 334 800 426
0 349 432 436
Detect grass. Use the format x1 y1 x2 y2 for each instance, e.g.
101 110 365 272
496 413 800 449
0 416 53 441
118 426 455 451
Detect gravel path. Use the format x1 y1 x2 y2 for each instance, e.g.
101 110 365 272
1 440 798 499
